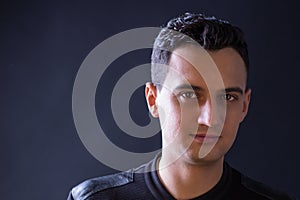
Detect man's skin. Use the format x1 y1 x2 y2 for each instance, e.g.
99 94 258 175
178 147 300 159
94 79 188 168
145 46 251 199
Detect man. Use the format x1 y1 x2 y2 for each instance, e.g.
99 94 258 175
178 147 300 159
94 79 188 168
68 13 293 199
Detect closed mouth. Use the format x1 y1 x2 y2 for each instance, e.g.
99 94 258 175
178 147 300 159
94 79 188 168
189 133 220 143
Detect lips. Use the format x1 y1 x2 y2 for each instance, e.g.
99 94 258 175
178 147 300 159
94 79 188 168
190 133 220 143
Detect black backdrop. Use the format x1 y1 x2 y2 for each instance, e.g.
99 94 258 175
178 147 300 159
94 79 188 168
1 0 299 199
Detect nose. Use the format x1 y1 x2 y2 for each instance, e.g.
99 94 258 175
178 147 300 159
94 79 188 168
197 99 212 127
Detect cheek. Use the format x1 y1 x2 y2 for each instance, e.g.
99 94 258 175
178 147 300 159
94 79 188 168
226 102 244 119
159 99 181 133
162 101 196 137
218 113 240 154
159 95 199 138
222 108 242 135
180 108 199 132
171 99 199 130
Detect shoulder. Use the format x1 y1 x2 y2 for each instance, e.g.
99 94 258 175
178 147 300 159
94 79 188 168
239 172 295 200
67 157 155 200
68 169 134 200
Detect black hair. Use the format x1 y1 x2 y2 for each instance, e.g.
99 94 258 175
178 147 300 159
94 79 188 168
151 12 249 86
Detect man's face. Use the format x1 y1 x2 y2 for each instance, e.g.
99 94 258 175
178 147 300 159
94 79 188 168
146 46 251 165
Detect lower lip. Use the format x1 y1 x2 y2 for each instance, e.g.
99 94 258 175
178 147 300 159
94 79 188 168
192 135 219 143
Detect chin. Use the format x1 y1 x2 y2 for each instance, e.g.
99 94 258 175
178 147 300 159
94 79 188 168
182 145 225 165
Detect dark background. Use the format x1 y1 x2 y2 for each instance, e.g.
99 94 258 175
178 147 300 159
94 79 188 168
1 0 299 199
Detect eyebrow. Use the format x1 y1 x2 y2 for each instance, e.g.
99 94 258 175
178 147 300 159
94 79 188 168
225 87 244 95
173 84 205 92
174 84 244 94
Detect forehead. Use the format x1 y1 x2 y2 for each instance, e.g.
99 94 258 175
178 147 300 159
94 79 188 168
167 46 247 91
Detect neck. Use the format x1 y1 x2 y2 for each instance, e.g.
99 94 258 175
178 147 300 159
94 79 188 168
158 153 224 200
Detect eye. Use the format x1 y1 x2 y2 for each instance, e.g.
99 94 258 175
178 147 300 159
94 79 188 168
179 91 197 99
222 94 237 102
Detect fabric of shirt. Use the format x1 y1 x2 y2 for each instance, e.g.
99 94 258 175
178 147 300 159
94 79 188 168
67 154 294 200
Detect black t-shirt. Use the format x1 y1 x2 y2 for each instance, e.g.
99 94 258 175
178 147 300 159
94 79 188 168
68 155 294 200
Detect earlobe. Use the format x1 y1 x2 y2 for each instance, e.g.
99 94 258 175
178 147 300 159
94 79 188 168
145 82 159 118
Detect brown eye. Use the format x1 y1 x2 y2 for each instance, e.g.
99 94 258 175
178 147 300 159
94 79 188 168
223 94 237 101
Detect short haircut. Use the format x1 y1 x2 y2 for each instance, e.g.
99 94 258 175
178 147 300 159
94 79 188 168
151 12 249 87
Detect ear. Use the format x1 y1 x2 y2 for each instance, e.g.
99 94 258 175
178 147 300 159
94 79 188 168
145 82 159 118
240 88 251 122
